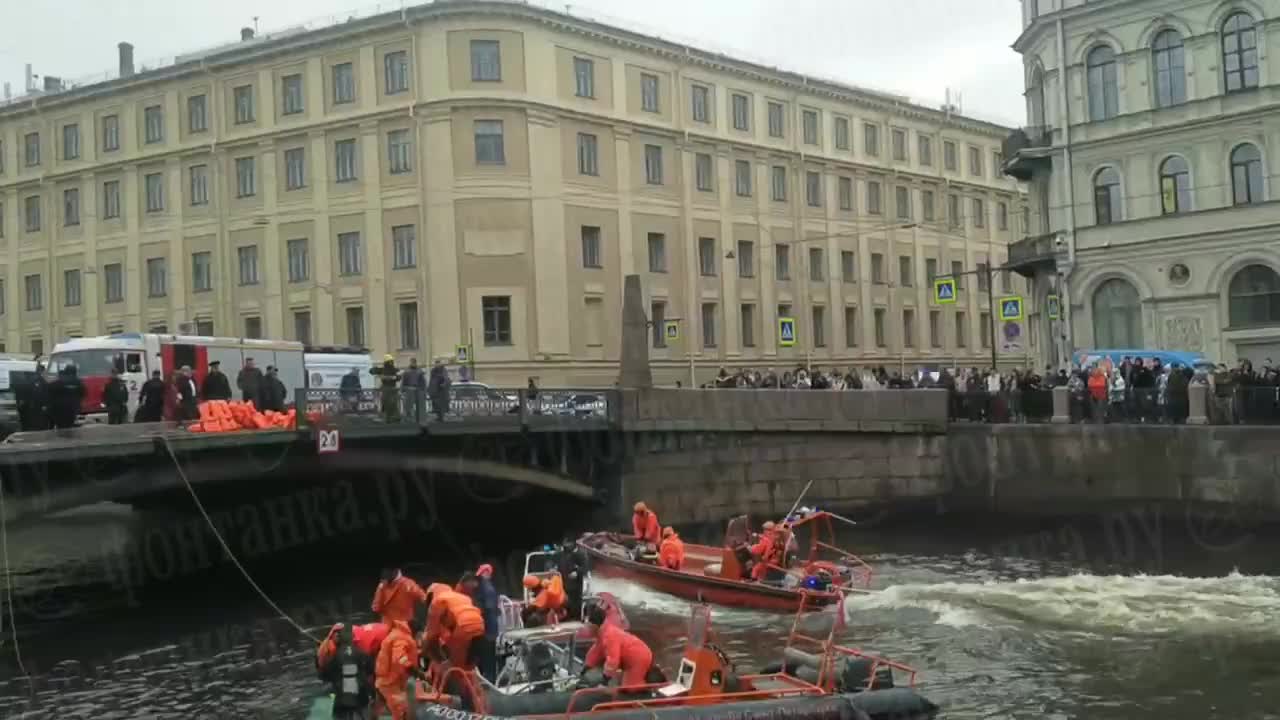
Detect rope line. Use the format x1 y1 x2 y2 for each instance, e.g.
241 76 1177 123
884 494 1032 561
0 471 32 684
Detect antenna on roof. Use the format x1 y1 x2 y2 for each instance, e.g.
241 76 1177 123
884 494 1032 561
253 16 260 34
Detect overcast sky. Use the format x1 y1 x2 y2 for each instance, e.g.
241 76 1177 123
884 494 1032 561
1 0 1026 125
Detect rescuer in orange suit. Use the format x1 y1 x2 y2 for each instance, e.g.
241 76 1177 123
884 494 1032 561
583 605 657 687
521 573 567 627
750 521 782 581
316 621 392 673
659 527 684 570
372 567 429 625
317 621 390 717
374 615 425 720
424 583 487 672
632 502 661 546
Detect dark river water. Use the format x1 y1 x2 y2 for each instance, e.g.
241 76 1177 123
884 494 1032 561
3 495 1280 720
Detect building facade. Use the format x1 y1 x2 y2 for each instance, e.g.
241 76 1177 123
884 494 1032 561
1005 0 1280 368
0 1 1025 386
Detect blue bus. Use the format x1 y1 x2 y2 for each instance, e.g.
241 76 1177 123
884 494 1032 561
1072 348 1214 372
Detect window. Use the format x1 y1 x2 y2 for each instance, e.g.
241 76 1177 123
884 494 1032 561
1001 269 1013 294
812 306 826 347
775 244 791 280
835 117 850 150
972 198 985 228
770 166 787 201
294 310 312 345
573 57 594 98
740 304 756 347
643 144 663 185
285 147 306 190
844 306 858 347
577 133 598 176
102 115 119 152
737 240 754 278
977 262 990 292
841 251 855 283
1228 265 1280 327
805 172 822 207
338 232 362 275
0 202 5 237
145 172 164 212
700 302 718 348
62 188 79 226
809 247 824 282
190 165 209 205
1159 156 1191 214
948 194 961 227
63 123 80 160
691 85 710 123
994 150 1004 170
24 275 42 311
242 316 263 340
237 246 259 285
767 101 784 138
640 73 659 112
1150 30 1187 109
1232 144 1264 205
926 258 938 283
919 136 933 166
1086 46 1119 121
104 263 124 303
63 270 80 307
234 85 255 124
651 302 666 348
895 186 910 219
980 313 991 348
922 189 935 221
874 308 886 347
903 309 915 348
399 302 420 350
951 261 964 289
998 201 1009 230
1222 13 1259 93
899 255 913 287
24 196 40 232
335 139 358 181
482 296 512 345
385 51 409 94
192 251 212 291
380 129 412 175
282 74 304 115
943 141 957 171
24 132 39 166
839 177 853 211
698 237 717 277
392 225 417 269
802 110 818 145
287 238 309 282
777 304 792 324
346 307 366 347
1094 167 1121 224
867 181 882 214
735 160 752 197
863 123 879 156
0 140 5 174
196 319 214 335
144 105 163 143
956 311 967 347
581 226 601 268
235 156 256 197
1093 278 1142 345
871 253 884 284
647 233 666 273
892 129 906 161
732 94 750 131
331 63 355 105
146 257 167 297
695 153 713 192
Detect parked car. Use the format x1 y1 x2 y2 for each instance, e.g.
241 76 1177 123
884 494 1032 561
555 393 608 418
449 382 519 415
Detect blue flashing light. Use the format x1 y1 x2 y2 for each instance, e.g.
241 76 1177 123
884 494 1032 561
543 544 555 552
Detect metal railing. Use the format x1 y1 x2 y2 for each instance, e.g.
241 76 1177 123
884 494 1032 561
297 387 620 430
951 384 1280 425
1001 125 1054 159
1007 232 1059 268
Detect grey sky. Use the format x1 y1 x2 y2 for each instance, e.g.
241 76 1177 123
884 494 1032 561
1 0 1026 125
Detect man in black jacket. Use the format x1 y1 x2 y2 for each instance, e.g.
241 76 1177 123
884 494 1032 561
202 360 232 401
175 366 199 421
48 365 86 430
259 366 288 412
104 367 130 424
136 370 167 422
237 358 264 406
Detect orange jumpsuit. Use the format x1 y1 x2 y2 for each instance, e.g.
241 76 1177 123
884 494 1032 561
633 510 661 544
584 622 654 686
531 574 567 619
659 533 685 570
317 622 391 670
425 589 486 670
372 575 428 625
374 621 419 720
750 531 781 581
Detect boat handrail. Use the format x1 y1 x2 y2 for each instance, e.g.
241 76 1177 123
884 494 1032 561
826 643 919 689
810 539 875 588
432 664 488 714
575 677 825 715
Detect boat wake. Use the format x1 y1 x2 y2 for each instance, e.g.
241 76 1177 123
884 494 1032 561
847 571 1280 636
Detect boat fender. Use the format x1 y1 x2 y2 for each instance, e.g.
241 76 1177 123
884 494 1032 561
843 688 938 719
777 649 894 693
455 694 875 720
702 562 722 577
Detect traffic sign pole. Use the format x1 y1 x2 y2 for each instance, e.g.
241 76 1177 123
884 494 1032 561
987 265 997 372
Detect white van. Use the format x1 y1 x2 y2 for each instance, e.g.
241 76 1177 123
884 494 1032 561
303 347 376 391
0 356 39 435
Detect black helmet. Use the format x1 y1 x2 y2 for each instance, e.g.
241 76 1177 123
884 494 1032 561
586 605 607 626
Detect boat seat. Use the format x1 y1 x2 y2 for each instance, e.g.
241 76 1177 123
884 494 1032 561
702 562 722 577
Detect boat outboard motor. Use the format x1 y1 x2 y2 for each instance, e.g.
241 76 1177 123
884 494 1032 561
801 568 833 592
526 643 558 692
330 625 374 719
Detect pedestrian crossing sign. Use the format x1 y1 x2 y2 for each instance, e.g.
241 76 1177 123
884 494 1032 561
455 344 470 363
663 320 680 342
933 278 957 304
1046 294 1061 320
999 296 1024 322
778 317 797 347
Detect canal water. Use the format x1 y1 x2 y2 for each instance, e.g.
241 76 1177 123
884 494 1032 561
2 498 1280 720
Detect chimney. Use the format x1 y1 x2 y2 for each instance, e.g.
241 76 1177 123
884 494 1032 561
24 64 34 92
118 42 134 77
43 76 62 92
241 27 255 41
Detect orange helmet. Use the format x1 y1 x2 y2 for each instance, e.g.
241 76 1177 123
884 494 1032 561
522 574 542 590
662 526 675 538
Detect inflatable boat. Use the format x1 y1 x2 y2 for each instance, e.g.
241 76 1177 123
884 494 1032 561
579 511 874 612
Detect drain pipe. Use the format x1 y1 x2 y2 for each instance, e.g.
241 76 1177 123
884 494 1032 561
1055 16 1077 367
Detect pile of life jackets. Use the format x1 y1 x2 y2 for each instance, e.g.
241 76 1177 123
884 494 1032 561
187 400 297 432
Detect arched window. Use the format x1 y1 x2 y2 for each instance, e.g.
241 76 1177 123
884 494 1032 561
1159 156 1191 214
1228 265 1280 327
1231 143 1264 206
1087 45 1119 121
1093 167 1122 225
1093 278 1143 347
1152 30 1186 107
1222 13 1259 93
1028 67 1046 128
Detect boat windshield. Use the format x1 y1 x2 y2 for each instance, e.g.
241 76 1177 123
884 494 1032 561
686 604 711 648
723 515 750 546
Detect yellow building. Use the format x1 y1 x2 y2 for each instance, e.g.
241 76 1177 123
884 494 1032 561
0 0 1026 386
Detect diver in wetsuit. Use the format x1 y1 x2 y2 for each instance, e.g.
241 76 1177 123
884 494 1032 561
557 536 589 619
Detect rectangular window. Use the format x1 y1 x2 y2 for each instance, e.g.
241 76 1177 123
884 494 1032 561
930 310 941 347
695 153 713 192
24 132 39 166
899 255 913 287
839 176 853 211
474 120 505 164
903 309 915 347
235 156 256 197
844 306 858 347
952 261 964 289
737 240 754 278
192 251 212 291
895 186 910 219
1002 269 1013 294
871 253 884 284
399 302 420 350
195 319 214 335
24 274 42 311
234 85 255 124
863 123 879 156
994 151 1004 170
643 144 663 185
698 237 717 277
918 136 932 166
735 160 752 197
767 101 784 138
576 133 598 176
0 140 5 174
998 201 1009 230
338 232 362 276
956 311 967 347
334 139 358 181
144 105 163 143
104 263 124 303
0 202 4 237
189 164 209 205
977 262 990 291
146 257 167 298
805 171 822 207
944 141 958 171
282 74 304 115
948 194 961 227
346 307 366 347
287 238 309 282
775 244 790 281
926 258 938 282
647 233 666 273
332 63 355 104
244 316 263 340
809 247 824 282
573 57 594 98
922 189 935 221
867 181 882 214
384 51 409 94
388 129 412 174
732 94 750 131
802 109 818 145
293 310 312 345
63 123 80 160
102 115 119 152
581 225 602 268
64 269 81 307
145 172 164 212
740 304 756 347
651 301 666 348
771 165 787 201
973 198 986 228
392 224 417 269
777 304 792 324
874 308 886 347
812 306 826 347
640 73 659 112
24 195 40 232
691 84 710 123
892 129 907 161
980 312 992 348
835 117 850 150
63 188 80 226
841 251 855 283
700 302 717 348
482 296 512 345
237 245 259 285
285 147 306 190
471 40 502 81
969 146 983 177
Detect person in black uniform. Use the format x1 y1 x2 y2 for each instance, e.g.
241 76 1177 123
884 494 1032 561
48 364 85 430
557 535 589 620
175 366 199 421
259 366 287 412
136 369 167 422
103 367 130 424
201 360 232 401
